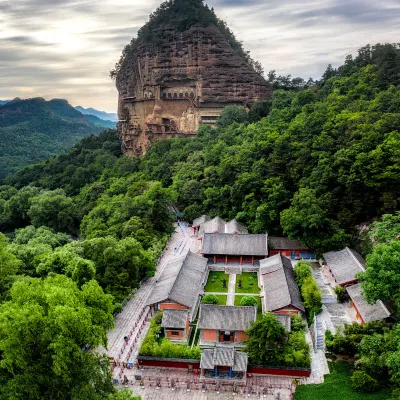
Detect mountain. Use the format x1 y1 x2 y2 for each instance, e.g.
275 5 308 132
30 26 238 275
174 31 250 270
112 0 270 156
84 114 116 129
0 100 10 105
75 106 118 122
0 97 103 180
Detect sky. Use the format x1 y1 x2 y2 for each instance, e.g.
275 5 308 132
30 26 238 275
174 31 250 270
1 0 400 112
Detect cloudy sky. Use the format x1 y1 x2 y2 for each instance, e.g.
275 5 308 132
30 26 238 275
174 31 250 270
1 0 399 112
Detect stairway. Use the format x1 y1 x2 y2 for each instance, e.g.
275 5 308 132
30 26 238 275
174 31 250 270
315 317 324 350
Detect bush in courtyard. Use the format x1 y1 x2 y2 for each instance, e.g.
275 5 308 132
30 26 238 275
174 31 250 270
334 286 348 303
202 294 219 304
301 276 322 319
139 312 201 360
291 314 306 332
240 296 258 307
350 370 380 393
294 260 312 287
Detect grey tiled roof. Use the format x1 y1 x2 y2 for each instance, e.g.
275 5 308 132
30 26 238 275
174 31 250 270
323 247 366 285
259 255 305 312
193 215 211 227
200 346 248 372
202 233 268 256
161 309 188 329
146 251 208 309
197 216 248 236
198 305 256 331
346 284 390 323
269 237 310 251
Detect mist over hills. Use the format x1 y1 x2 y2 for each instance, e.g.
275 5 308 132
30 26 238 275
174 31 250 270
75 106 118 122
0 97 103 179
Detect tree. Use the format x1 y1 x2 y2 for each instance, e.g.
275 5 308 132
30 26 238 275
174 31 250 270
240 296 258 307
350 371 380 393
0 234 22 300
0 275 116 400
28 189 76 233
294 260 312 287
216 105 249 128
301 276 322 317
358 241 400 304
202 294 219 304
368 213 400 245
245 312 287 365
248 100 272 123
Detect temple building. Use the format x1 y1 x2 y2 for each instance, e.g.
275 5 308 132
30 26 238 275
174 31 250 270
198 305 256 348
146 251 208 343
323 247 366 287
201 233 268 265
268 237 315 260
258 255 305 316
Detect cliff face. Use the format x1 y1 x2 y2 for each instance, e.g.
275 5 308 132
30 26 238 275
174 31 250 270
116 24 271 156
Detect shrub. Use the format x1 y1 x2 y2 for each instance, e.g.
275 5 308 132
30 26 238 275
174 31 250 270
291 314 306 332
202 294 219 304
350 370 380 393
301 276 322 318
294 260 312 287
392 388 400 400
240 296 258 307
334 286 348 303
139 312 201 360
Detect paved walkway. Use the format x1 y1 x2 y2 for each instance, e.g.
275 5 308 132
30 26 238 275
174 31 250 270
226 274 236 306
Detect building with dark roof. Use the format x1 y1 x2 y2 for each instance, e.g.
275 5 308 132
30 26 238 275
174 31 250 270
269 236 315 260
194 216 248 237
346 284 390 325
258 254 305 315
146 251 208 321
202 233 268 265
198 305 257 348
323 247 366 286
161 309 190 344
200 346 248 380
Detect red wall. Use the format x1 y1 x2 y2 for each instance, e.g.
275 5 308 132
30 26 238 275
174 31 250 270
137 357 200 369
247 365 311 377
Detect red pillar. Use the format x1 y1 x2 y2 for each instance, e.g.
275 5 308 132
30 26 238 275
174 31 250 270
252 256 254 266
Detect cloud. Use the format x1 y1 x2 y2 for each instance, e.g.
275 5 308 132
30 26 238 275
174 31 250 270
1 0 399 111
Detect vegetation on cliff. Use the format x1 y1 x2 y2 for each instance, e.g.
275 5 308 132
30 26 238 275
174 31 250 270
0 98 103 180
111 0 264 80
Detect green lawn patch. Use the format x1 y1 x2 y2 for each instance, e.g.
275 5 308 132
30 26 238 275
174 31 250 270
204 271 229 293
235 272 259 294
215 295 227 305
294 361 391 400
234 295 262 319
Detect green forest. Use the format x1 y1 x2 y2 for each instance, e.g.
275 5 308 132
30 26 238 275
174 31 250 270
0 98 103 180
1 41 400 399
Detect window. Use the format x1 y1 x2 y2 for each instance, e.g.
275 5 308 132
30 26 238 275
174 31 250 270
171 331 180 336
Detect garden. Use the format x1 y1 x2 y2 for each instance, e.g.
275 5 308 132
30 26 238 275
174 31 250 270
203 271 229 293
235 272 259 293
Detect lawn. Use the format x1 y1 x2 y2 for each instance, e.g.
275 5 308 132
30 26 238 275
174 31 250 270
204 271 229 293
235 272 259 294
214 295 227 305
234 295 262 319
294 361 391 400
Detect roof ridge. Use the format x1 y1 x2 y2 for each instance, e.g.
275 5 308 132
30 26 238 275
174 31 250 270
345 247 365 271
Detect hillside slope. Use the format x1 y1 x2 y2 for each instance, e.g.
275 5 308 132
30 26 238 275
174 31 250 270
75 106 118 122
0 98 103 179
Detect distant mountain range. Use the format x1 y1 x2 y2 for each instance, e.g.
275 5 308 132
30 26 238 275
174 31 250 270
75 106 118 122
0 100 10 105
0 97 108 180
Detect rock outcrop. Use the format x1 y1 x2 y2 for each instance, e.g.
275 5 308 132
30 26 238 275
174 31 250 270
115 6 271 156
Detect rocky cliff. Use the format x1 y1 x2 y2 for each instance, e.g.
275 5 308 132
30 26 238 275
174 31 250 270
114 0 272 156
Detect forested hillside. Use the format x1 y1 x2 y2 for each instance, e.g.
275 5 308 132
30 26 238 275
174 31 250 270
0 98 103 179
1 42 400 399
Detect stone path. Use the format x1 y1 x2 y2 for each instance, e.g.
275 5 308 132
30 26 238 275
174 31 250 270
226 274 236 306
